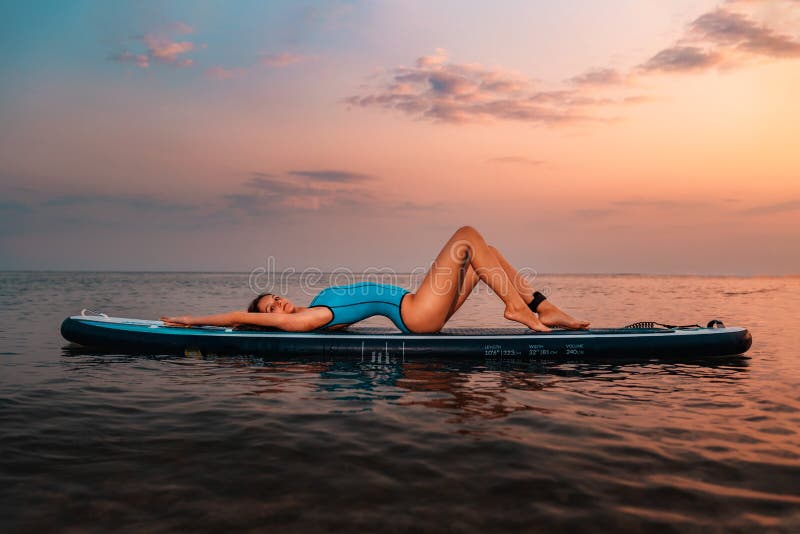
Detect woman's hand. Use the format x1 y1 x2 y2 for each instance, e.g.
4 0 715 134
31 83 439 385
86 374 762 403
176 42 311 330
160 316 194 327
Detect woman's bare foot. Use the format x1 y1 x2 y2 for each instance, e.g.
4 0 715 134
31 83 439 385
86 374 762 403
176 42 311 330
536 301 590 330
505 306 552 332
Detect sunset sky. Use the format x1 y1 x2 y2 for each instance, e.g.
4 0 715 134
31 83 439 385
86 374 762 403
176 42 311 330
1 0 798 274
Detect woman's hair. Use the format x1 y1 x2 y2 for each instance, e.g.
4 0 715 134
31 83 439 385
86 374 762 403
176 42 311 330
247 292 274 313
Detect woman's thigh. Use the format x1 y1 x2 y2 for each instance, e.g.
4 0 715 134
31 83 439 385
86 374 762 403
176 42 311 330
401 229 473 333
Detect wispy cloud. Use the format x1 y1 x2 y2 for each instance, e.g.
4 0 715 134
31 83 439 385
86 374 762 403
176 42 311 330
571 198 710 220
42 193 196 212
610 198 707 209
0 186 208 237
205 52 313 81
143 35 196 67
486 156 545 167
640 3 800 73
568 68 625 86
224 170 437 217
108 51 150 68
640 46 723 72
0 176 438 241
741 199 800 215
109 22 197 69
691 8 800 57
232 170 373 213
345 49 628 125
245 174 310 195
288 170 373 182
349 2 800 124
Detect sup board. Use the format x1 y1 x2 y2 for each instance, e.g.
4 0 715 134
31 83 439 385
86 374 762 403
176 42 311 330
61 315 752 360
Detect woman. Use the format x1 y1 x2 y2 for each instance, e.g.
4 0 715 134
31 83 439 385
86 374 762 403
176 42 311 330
161 226 590 333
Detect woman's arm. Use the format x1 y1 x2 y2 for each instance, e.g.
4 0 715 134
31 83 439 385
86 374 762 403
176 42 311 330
161 311 243 327
160 308 330 332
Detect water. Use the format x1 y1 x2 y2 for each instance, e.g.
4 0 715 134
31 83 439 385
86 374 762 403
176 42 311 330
1 272 798 532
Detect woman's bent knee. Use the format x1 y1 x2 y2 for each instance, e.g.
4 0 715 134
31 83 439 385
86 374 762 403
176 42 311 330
455 225 478 238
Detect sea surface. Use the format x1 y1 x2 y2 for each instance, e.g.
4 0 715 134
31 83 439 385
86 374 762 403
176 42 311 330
1 272 798 532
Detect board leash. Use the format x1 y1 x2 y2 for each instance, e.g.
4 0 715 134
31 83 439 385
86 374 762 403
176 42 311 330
623 319 725 329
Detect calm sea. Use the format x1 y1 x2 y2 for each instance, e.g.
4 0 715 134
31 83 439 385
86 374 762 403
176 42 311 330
1 272 798 532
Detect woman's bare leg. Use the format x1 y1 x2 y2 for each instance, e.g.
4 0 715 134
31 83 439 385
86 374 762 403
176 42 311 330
447 262 480 318
444 246 590 329
402 226 550 333
489 246 590 329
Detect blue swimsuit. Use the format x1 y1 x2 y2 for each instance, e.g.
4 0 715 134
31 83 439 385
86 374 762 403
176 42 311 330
309 282 411 333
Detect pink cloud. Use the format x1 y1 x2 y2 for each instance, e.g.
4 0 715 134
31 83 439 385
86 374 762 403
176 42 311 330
639 46 723 72
346 50 622 125
349 3 800 125
143 35 195 66
640 4 800 73
569 67 625 86
225 171 437 216
416 48 447 68
691 8 800 57
108 22 197 69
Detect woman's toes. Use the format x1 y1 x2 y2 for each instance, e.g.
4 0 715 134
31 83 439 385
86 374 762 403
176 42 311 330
538 308 589 330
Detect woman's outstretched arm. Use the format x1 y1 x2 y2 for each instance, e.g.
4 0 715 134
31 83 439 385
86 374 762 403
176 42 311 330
160 308 329 331
161 311 242 327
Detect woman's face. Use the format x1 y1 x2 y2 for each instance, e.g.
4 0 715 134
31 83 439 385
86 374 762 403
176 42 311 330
257 294 295 314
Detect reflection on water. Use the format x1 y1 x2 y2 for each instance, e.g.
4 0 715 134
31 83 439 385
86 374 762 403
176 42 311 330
1 273 799 531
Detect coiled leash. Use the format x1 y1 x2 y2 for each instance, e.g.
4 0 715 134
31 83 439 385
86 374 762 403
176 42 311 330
623 320 725 329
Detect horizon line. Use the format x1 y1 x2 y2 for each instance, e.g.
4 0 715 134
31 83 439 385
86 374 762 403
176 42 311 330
0 270 798 277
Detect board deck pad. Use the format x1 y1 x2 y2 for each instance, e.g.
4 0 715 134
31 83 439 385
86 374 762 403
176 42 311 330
61 316 753 360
